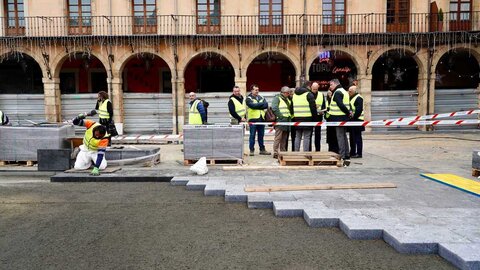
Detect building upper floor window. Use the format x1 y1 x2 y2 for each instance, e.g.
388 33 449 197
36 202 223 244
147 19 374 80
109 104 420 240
133 0 156 25
322 0 344 25
67 0 91 34
449 0 471 30
386 0 410 32
197 0 220 34
259 0 282 34
4 0 24 35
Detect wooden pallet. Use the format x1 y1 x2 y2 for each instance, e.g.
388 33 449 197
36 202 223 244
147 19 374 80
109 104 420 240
278 151 342 167
0 160 36 166
473 168 480 177
184 158 242 166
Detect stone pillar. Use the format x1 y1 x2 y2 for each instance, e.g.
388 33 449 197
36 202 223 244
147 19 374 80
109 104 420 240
358 74 372 121
417 72 432 131
295 75 301 87
235 77 247 96
43 78 61 122
108 77 124 134
174 77 185 134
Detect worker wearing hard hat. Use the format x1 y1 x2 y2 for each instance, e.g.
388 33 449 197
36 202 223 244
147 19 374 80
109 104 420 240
72 113 109 176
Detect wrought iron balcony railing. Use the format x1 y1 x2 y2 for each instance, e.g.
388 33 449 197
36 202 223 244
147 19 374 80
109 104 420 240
0 12 478 38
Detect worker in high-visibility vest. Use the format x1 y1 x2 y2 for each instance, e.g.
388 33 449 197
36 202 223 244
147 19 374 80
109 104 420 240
328 78 353 165
246 84 270 156
228 85 246 125
91 91 117 145
0 110 10 126
325 88 338 154
72 113 109 176
292 85 317 152
188 92 207 125
310 82 326 152
348 85 364 159
271 86 293 158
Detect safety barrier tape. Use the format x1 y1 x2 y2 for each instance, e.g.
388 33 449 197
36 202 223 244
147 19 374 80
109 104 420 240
249 119 480 127
377 109 480 123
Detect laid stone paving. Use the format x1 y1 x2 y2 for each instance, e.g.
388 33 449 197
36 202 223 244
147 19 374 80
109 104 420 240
171 165 480 270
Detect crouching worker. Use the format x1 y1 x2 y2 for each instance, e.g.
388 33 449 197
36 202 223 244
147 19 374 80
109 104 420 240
72 113 108 175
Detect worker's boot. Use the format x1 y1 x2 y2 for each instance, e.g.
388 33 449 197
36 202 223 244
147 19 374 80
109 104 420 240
259 149 271 155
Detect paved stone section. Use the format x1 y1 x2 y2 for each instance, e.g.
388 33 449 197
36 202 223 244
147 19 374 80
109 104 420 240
170 161 480 270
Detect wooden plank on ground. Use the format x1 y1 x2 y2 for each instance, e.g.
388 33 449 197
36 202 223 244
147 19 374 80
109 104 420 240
223 165 339 171
244 183 397 192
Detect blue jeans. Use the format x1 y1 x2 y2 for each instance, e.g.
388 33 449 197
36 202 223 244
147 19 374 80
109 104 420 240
249 124 265 152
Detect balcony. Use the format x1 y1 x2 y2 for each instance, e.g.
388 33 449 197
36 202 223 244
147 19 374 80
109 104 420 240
0 12 478 38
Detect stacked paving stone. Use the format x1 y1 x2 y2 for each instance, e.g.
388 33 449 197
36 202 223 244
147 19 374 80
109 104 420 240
473 150 480 170
0 125 74 161
183 125 244 160
171 174 480 270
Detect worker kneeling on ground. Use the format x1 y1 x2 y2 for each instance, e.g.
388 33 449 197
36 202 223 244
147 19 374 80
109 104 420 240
72 113 108 175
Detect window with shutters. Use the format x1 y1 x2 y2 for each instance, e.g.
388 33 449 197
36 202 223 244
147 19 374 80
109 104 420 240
449 0 472 31
67 0 92 35
3 0 25 36
197 0 221 34
386 0 410 32
132 0 157 34
259 0 283 34
322 0 346 33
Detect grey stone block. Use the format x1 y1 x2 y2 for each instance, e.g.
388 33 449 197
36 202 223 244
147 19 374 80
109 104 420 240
185 181 206 191
303 209 339 228
273 201 307 217
224 189 248 202
338 217 383 240
37 149 72 171
473 150 480 169
170 177 190 186
439 243 480 270
204 185 226 196
383 229 438 254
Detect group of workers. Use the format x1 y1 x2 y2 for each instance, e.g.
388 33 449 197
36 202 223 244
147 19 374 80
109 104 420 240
188 78 365 164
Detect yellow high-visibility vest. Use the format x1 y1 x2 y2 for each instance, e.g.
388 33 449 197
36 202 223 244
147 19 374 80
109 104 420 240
247 96 266 120
83 123 103 151
350 94 365 120
315 92 325 114
98 99 111 120
188 99 203 124
292 92 312 117
329 88 350 116
278 96 291 118
230 96 246 119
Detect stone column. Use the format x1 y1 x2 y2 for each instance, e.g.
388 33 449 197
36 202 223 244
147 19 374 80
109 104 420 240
417 72 432 131
108 77 124 134
235 77 247 96
174 77 185 134
358 74 372 132
43 78 61 122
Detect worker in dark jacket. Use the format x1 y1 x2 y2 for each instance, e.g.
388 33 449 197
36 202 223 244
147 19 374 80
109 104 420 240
325 88 339 154
348 85 364 158
292 86 317 151
0 110 10 126
310 82 326 151
246 84 270 156
188 92 207 124
228 85 246 125
328 79 352 163
92 91 117 145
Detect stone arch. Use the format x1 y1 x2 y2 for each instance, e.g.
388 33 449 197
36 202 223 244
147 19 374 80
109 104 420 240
179 48 238 78
306 47 363 77
243 47 299 78
51 51 110 79
0 49 48 79
432 45 480 74
116 49 175 79
367 46 425 77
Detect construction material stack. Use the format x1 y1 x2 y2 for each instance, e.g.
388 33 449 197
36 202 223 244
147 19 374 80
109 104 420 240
183 125 244 164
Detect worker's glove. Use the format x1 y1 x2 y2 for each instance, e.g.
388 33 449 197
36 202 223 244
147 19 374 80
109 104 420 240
90 167 100 176
77 113 86 120
87 110 97 116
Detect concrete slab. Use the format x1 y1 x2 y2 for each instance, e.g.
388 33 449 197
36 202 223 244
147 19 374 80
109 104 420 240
50 172 173 182
439 243 480 270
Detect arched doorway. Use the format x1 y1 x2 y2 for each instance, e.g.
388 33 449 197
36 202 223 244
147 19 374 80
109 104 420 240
0 52 45 125
371 49 419 130
308 50 357 92
184 52 235 124
59 52 108 125
434 49 479 130
121 53 173 134
246 52 296 92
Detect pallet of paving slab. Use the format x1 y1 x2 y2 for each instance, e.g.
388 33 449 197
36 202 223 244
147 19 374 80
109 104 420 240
473 168 480 177
0 160 36 167
183 158 242 166
278 151 342 167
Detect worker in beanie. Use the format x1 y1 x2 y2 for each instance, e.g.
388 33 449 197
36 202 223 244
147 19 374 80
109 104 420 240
0 110 10 126
72 113 108 176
